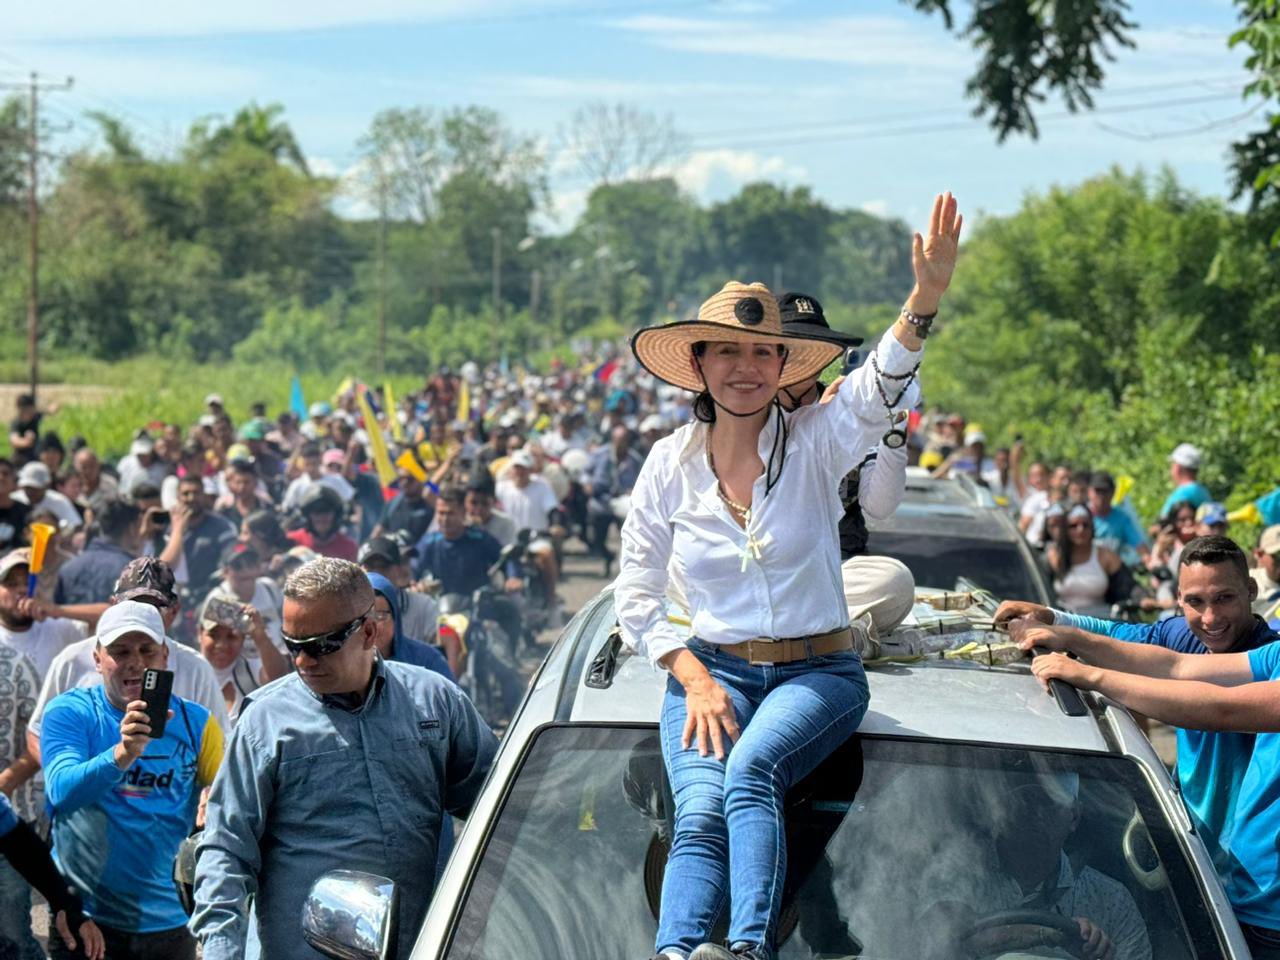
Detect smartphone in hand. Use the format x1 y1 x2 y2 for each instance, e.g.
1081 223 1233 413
141 668 174 739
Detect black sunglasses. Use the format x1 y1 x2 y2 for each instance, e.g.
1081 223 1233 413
282 605 373 658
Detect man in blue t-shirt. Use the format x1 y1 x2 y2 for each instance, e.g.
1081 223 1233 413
1031 633 1280 959
997 536 1273 877
1160 443 1212 520
415 487 523 650
42 601 222 960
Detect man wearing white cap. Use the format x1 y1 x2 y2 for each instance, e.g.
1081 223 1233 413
0 549 91 681
495 448 562 595
1161 443 1211 519
42 600 222 960
12 461 81 532
116 435 169 500
1252 526 1280 618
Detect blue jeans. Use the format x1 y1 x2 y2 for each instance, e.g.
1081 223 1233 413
656 640 869 959
0 859 44 960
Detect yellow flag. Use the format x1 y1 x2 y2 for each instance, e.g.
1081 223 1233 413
456 379 471 424
395 449 427 483
1113 475 1134 507
383 382 405 443
332 377 355 404
356 389 397 486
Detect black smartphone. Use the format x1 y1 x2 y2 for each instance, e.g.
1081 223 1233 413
141 668 174 739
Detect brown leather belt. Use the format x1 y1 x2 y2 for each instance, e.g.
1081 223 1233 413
717 626 854 665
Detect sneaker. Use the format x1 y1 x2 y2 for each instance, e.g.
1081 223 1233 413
689 945 767 960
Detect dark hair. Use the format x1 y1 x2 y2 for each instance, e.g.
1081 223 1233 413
227 459 256 476
245 510 291 552
1049 504 1093 579
0 458 12 472
301 441 322 459
1178 535 1250 586
1068 470 1091 490
437 485 466 508
98 498 141 540
178 473 205 489
466 476 496 498
16 393 34 408
37 432 64 454
129 482 161 503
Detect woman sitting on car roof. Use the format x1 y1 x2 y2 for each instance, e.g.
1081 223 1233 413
615 192 961 960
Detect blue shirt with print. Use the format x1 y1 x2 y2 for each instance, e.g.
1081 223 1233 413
1227 641 1280 930
42 685 222 932
1159 481 1212 520
1092 509 1146 563
414 527 503 595
1058 611 1274 870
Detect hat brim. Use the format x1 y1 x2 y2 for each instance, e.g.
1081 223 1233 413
779 321 864 348
631 321 843 393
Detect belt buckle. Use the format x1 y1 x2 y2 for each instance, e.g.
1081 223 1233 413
748 639 773 666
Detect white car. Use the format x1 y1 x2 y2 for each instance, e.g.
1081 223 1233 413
299 589 1250 959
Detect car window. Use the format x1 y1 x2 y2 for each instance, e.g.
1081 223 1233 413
442 727 1225 960
865 531 1047 603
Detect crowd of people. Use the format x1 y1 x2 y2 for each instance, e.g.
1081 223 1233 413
0 197 1275 958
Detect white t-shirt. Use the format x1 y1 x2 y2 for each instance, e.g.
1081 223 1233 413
13 489 82 531
1021 488 1052 544
28 635 231 743
0 618 89 681
496 477 560 534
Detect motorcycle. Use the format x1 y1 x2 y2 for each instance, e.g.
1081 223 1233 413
437 581 526 731
499 528 558 658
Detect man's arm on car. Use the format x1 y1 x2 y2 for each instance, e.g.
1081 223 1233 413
1010 621 1227 679
1032 653 1274 732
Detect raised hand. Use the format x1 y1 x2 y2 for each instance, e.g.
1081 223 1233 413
911 192 963 310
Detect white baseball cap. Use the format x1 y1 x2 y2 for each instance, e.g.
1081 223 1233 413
1169 443 1202 470
96 600 166 647
964 429 987 447
130 436 155 457
17 462 50 488
510 450 535 469
204 393 225 407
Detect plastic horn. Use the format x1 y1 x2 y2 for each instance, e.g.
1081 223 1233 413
27 522 56 597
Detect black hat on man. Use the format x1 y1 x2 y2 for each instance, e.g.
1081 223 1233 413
776 291 864 348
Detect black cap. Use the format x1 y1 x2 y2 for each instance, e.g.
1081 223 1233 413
775 292 864 348
1088 471 1116 491
358 536 402 567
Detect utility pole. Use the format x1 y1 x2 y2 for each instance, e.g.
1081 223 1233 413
492 227 505 369
0 72 74 402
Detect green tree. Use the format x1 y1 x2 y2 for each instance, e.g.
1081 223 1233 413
188 102 309 174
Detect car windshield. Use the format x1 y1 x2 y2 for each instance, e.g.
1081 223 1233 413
443 727 1224 960
865 531 1047 603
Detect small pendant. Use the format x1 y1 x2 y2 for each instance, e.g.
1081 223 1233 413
883 428 908 449
739 531 774 571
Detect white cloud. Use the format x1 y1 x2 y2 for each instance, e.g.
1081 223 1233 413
4 45 262 101
860 199 890 217
6 0 555 41
664 148 806 196
613 14 969 71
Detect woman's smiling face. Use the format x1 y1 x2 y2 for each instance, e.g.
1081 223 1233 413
691 340 786 416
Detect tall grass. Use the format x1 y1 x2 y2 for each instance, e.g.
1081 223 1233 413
5 355 427 460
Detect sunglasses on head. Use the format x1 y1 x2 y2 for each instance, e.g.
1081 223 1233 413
282 605 372 658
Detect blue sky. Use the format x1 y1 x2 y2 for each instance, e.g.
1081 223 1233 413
3 0 1253 233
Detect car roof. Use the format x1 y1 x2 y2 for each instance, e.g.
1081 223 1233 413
529 591 1111 755
867 501 1025 542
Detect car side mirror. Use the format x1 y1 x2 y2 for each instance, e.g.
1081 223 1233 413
301 870 398 960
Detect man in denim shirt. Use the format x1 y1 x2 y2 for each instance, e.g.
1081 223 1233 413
191 558 498 960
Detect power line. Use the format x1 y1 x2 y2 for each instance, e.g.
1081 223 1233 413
1094 101 1266 142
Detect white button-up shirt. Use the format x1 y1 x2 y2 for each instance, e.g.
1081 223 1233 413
616 326 922 667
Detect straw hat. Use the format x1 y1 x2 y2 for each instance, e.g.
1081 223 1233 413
631 281 843 392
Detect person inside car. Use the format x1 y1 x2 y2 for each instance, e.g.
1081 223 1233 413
615 191 960 960
924 774 1150 960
